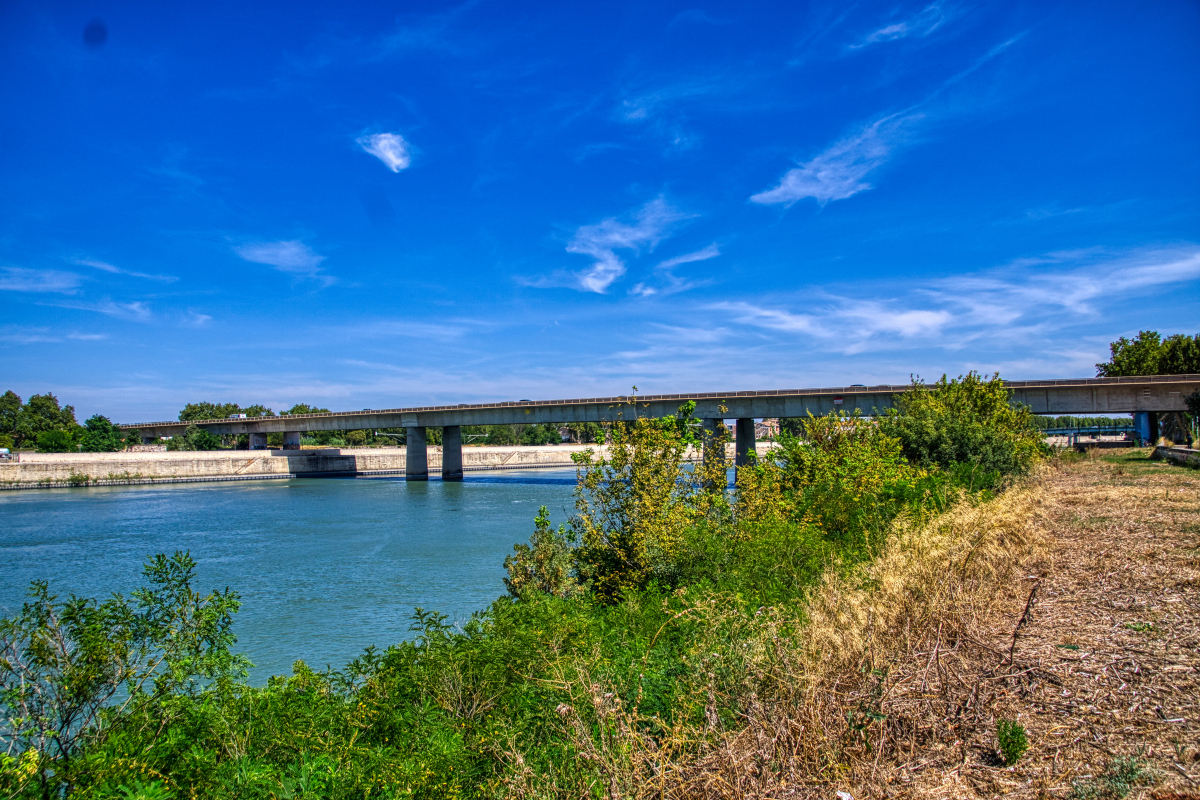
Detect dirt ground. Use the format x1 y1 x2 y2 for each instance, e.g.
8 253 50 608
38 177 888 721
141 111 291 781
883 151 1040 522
902 450 1200 799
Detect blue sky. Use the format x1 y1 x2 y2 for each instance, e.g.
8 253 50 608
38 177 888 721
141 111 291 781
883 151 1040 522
1 0 1198 423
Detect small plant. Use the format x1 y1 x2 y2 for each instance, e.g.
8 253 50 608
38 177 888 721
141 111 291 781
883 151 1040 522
66 469 90 487
997 718 1029 765
1124 621 1154 632
1072 755 1158 798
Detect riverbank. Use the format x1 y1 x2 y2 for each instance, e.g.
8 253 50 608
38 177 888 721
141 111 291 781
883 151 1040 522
0 443 766 490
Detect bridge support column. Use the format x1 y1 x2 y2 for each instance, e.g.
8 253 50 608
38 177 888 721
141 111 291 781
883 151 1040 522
735 418 755 468
406 427 428 481
282 431 301 450
1133 412 1160 446
442 426 463 481
249 432 269 450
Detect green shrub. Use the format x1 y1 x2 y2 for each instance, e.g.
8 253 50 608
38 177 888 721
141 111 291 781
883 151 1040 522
1072 755 1158 798
165 425 223 451
36 429 75 452
997 718 1028 764
880 372 1046 477
79 414 124 452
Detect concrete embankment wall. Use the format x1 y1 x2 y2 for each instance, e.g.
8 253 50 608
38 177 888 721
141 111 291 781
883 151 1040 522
1152 445 1200 468
0 444 742 489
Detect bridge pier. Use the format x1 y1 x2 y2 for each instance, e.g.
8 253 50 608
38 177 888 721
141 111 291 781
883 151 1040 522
442 426 463 481
406 427 428 481
249 432 269 450
1133 411 1160 446
282 431 301 450
735 418 754 468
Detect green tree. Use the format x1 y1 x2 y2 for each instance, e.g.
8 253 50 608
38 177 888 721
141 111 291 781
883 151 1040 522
165 425 223 451
16 394 78 448
281 403 330 416
0 552 248 798
520 423 561 446
0 391 21 440
78 415 124 453
178 402 242 422
485 425 518 445
36 430 76 453
879 373 1044 478
1097 330 1200 376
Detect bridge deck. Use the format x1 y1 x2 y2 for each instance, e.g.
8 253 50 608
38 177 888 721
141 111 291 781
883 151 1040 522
120 374 1200 437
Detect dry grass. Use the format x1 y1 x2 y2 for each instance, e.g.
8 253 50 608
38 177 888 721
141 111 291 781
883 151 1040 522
511 450 1200 799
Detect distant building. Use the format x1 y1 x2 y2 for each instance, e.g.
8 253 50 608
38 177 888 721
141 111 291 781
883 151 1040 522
756 418 781 440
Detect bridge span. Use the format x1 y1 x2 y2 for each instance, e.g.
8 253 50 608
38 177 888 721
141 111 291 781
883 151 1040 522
121 374 1199 481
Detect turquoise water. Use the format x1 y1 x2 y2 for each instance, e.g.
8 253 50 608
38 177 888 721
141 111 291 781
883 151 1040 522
0 470 578 682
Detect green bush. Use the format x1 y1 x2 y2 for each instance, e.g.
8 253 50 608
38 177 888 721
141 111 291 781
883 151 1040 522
1072 755 1158 798
880 372 1045 477
36 429 75 452
996 718 1028 764
166 425 223 452
79 415 124 452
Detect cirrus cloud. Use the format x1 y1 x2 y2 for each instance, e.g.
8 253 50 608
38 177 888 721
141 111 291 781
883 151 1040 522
356 132 412 172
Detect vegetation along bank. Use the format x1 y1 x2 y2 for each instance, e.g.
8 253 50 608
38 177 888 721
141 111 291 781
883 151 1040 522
1 369 1198 798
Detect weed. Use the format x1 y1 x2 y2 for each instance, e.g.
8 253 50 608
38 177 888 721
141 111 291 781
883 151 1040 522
1124 622 1154 633
66 469 90 487
997 718 1029 765
1072 755 1158 798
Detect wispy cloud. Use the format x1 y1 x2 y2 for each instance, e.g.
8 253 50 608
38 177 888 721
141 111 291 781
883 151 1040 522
234 240 333 285
0 267 84 294
46 300 154 321
563 198 692 293
853 3 950 48
751 112 921 207
357 133 412 172
631 244 720 297
75 258 178 283
711 246 1200 355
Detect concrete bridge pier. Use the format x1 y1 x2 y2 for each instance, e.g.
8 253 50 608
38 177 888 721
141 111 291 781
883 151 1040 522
250 432 269 450
735 418 754 468
283 431 302 450
1133 411 1160 445
406 427 428 481
442 426 463 481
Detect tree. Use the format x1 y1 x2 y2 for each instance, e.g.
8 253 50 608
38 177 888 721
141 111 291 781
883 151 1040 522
36 430 75 453
879 373 1045 478
178 402 242 422
0 391 21 439
78 416 124 453
15 394 78 448
281 403 330 416
165 425 223 451
0 552 248 798
1097 330 1200 376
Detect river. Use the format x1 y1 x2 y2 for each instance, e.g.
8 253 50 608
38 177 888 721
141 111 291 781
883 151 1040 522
0 470 579 682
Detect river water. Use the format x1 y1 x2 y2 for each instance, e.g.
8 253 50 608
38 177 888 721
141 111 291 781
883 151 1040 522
0 470 578 682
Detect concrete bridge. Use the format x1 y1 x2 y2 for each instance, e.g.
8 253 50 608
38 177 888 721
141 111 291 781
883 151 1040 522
121 374 1200 481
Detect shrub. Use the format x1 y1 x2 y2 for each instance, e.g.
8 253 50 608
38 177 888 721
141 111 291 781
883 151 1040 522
1072 755 1158 798
36 429 75 453
997 718 1028 764
880 372 1045 477
79 414 124 452
504 505 583 599
165 425 223 451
